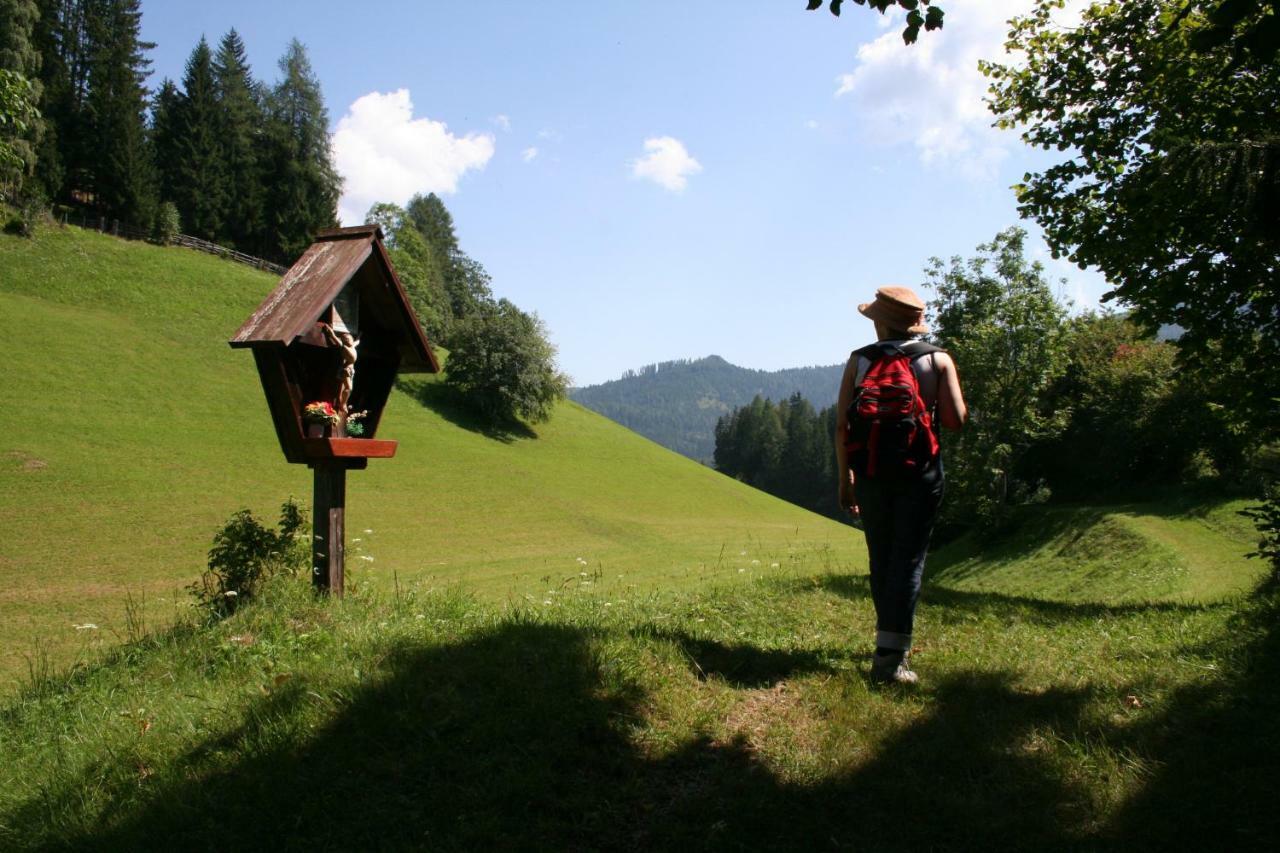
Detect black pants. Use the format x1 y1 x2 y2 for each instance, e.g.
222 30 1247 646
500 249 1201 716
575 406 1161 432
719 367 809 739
854 463 944 652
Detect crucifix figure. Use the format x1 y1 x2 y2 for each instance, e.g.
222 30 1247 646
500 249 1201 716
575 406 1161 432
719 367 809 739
320 322 360 415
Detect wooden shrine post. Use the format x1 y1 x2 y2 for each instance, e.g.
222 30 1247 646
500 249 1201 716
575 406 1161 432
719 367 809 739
312 462 346 593
229 225 440 596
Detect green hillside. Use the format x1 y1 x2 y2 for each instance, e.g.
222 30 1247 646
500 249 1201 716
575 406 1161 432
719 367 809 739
0 225 863 684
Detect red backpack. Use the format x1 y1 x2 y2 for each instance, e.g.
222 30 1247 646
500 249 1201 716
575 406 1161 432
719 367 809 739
845 342 943 479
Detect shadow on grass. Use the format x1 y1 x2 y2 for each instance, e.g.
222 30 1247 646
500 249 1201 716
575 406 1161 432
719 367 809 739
397 378 536 443
812 574 1209 624
641 629 848 688
30 622 1091 851
1102 588 1280 848
24 597 1280 851
928 505 1108 572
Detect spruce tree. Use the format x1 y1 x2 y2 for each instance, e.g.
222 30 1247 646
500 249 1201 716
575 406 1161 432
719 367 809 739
85 0 155 224
404 191 495 338
0 0 44 196
173 36 226 239
263 39 338 261
149 76 179 208
213 28 262 250
0 0 41 86
364 201 450 338
406 192 460 257
32 0 93 202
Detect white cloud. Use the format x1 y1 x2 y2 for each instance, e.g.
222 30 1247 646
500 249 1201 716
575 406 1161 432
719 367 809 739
876 7 902 29
630 136 702 192
805 119 819 130
833 1 1083 180
493 114 511 132
331 89 495 224
537 128 560 140
522 146 539 163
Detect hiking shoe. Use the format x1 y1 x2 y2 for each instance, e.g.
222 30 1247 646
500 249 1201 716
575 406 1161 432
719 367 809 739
870 651 919 685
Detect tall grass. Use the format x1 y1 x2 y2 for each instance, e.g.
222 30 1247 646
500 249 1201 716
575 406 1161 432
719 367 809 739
1 543 1275 850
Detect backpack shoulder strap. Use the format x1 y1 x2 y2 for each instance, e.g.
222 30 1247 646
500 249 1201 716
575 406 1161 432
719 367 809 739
856 341 943 360
900 341 943 359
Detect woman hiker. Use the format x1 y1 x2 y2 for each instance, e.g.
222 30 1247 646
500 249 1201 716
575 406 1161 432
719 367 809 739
835 286 967 685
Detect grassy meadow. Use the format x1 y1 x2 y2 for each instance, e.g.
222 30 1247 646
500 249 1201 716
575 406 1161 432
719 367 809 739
0 529 1273 850
0 224 861 684
1 223 1275 849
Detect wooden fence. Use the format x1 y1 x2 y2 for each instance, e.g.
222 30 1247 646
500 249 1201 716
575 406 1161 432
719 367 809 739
169 233 287 275
59 210 287 276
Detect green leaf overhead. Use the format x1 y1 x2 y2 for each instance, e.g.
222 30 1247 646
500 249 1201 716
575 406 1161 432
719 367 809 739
983 0 1280 426
805 0 945 40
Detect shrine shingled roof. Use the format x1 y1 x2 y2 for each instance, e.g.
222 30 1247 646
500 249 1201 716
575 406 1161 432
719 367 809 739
229 225 439 373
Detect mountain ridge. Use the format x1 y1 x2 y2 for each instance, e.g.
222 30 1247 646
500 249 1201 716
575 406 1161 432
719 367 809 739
570 355 845 462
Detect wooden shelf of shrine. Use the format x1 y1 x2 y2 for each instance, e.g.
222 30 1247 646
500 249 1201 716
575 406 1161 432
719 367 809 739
302 437 398 459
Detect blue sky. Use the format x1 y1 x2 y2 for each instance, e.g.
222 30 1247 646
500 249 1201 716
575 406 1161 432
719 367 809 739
140 1 1106 386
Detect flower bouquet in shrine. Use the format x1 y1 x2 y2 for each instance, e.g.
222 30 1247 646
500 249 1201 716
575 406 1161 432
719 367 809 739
345 410 369 437
303 401 341 437
303 401 340 426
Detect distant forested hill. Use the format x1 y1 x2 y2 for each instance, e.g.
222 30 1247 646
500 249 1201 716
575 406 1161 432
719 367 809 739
570 356 844 461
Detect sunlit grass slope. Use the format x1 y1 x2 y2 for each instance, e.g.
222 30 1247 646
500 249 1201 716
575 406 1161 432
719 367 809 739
0 225 862 684
929 495 1261 604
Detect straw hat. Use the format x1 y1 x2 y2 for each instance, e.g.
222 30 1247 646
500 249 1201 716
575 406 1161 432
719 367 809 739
858 285 930 335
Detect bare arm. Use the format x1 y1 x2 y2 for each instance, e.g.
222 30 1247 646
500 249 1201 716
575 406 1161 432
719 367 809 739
935 352 967 431
835 354 858 512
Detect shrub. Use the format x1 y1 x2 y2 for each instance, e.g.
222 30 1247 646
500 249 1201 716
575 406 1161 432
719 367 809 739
444 299 568 424
152 201 180 245
1242 482 1280 585
1025 314 1264 499
3 194 44 238
191 499 308 617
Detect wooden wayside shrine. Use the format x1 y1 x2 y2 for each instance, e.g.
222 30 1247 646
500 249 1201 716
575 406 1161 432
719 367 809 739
229 225 439 595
